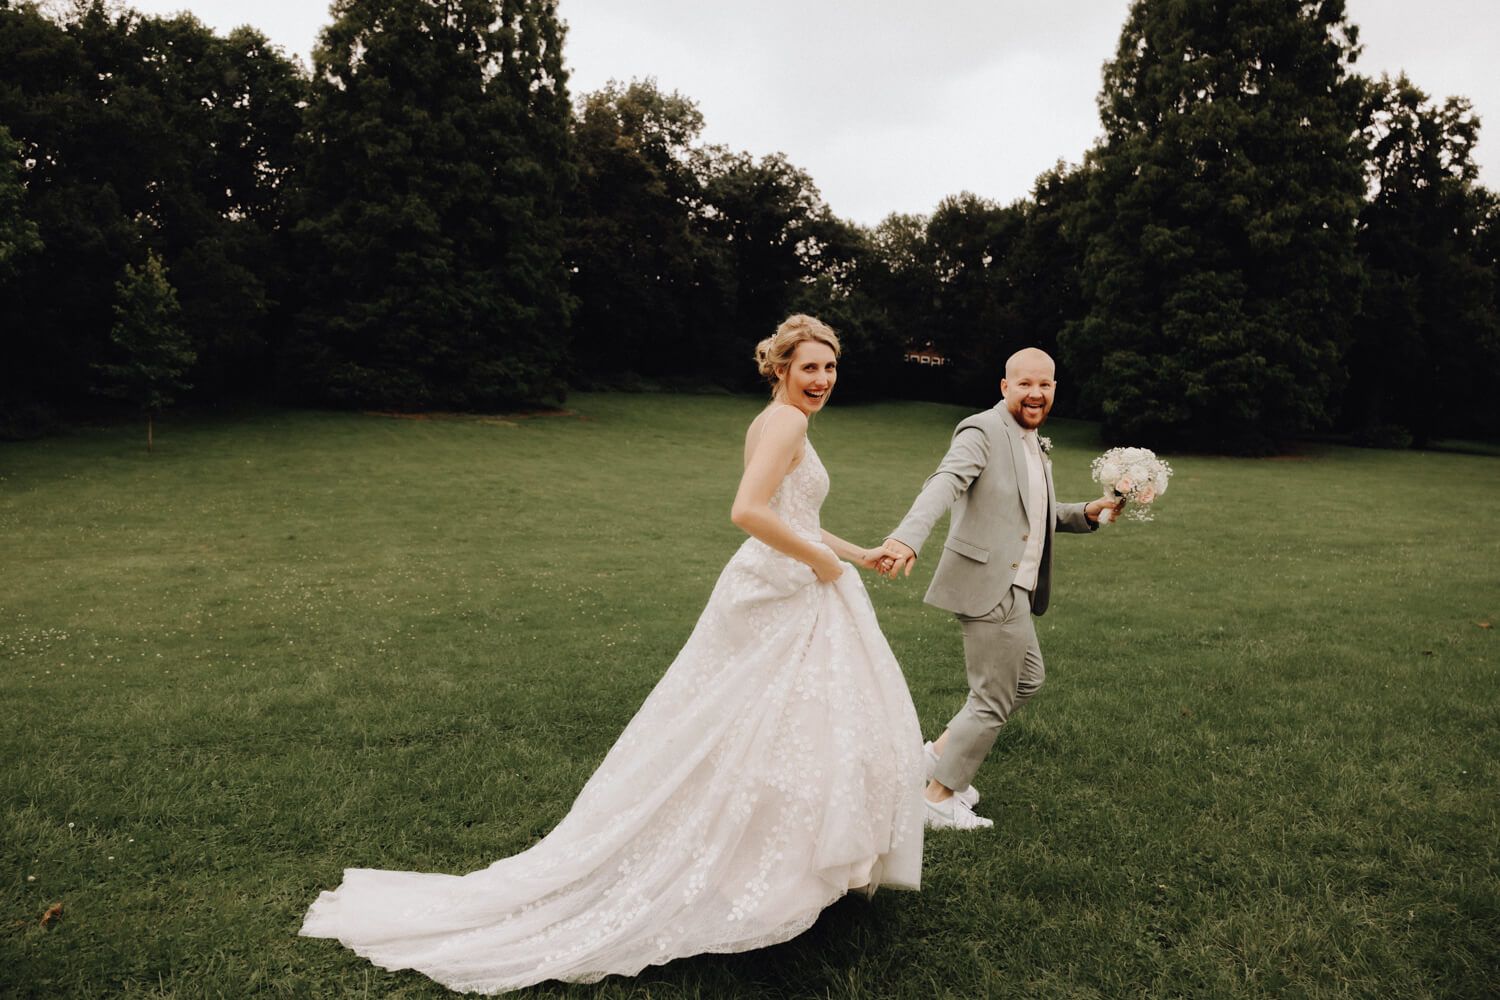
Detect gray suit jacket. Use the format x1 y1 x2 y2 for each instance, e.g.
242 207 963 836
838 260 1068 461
889 405 1094 617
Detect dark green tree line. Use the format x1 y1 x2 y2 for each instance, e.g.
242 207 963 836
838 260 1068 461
689 147 853 387
1349 74 1500 446
287 0 574 410
564 79 717 386
783 211 905 404
563 78 891 394
2 0 1498 449
0 1 304 434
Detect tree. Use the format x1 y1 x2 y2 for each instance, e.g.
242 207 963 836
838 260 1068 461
0 1 129 417
0 123 40 280
92 250 196 453
690 148 838 386
846 167 1092 409
1061 0 1367 452
921 192 1031 404
1349 74 1499 446
786 216 906 403
1474 190 1500 440
129 16 306 399
854 212 951 399
565 78 714 384
1008 162 1092 395
0 2 303 418
0 121 47 438
288 0 575 410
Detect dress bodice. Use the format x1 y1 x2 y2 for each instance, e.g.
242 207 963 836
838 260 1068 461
768 441 828 543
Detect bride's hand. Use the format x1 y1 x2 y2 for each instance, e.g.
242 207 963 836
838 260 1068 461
878 540 917 578
850 547 885 572
810 547 844 583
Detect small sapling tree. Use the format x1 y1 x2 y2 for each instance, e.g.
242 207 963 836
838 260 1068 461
93 251 196 453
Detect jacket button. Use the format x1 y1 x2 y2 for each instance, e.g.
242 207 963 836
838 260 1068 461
1021 534 1029 541
1011 562 1019 569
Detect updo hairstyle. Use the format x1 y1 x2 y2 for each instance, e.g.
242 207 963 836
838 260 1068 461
754 314 841 394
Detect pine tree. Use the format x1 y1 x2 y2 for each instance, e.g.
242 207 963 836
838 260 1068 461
1062 0 1366 452
92 251 196 453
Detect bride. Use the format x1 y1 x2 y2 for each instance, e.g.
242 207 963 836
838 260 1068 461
301 314 925 994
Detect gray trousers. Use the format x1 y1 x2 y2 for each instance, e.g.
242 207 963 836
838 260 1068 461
932 584 1045 793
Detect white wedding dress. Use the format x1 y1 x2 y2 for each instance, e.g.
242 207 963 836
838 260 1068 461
301 440 925 994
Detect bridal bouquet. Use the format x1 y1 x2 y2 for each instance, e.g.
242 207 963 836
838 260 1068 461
1090 447 1172 523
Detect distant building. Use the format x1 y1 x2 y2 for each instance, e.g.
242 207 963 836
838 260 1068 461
903 344 948 366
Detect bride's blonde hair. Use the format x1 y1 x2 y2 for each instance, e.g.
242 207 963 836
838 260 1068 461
754 314 840 394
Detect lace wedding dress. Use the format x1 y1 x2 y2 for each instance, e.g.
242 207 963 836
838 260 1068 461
301 440 925 994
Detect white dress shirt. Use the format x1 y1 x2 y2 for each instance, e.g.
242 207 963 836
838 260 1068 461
1011 429 1048 592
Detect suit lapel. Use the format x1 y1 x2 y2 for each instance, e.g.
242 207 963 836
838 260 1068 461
1043 450 1055 528
998 408 1034 521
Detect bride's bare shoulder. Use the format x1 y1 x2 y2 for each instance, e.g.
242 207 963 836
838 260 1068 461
747 403 804 438
744 404 808 466
762 404 808 433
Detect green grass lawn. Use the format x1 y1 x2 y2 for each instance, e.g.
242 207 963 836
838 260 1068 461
2 394 1496 999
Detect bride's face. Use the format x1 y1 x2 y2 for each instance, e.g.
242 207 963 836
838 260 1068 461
776 340 838 415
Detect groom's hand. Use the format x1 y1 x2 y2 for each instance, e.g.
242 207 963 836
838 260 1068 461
879 540 917 579
1085 493 1127 524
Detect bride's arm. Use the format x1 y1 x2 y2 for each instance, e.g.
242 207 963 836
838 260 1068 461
819 530 883 570
730 408 843 583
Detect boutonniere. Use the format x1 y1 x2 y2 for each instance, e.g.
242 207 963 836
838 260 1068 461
1038 436 1052 455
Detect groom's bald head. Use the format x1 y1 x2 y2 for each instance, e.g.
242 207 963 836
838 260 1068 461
1004 347 1055 381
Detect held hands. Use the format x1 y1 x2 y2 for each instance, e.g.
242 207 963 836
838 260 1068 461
831 540 913 581
877 540 917 579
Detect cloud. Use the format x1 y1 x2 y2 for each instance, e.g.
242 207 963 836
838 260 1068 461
560 0 1131 222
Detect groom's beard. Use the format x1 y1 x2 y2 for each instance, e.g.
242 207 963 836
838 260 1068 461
1009 400 1051 428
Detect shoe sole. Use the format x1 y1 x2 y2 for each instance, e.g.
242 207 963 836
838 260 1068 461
924 805 993 831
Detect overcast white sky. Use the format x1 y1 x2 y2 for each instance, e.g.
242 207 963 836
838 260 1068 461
120 0 1498 228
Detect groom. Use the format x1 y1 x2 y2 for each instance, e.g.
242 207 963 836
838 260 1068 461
880 347 1122 831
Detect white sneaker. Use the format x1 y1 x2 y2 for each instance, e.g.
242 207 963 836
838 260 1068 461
923 741 981 809
925 794 993 831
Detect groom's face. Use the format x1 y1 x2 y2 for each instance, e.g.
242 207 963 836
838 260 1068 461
1000 361 1056 429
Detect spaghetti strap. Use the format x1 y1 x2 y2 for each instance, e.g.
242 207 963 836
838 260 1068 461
751 405 807 469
